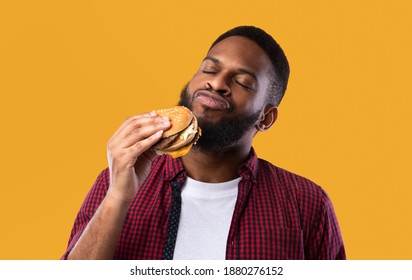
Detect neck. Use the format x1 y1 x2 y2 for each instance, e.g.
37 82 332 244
181 145 251 183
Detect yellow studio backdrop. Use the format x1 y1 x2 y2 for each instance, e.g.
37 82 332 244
0 0 411 259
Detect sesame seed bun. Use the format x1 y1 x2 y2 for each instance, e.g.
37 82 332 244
155 106 193 138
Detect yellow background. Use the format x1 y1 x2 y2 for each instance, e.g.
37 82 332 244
1 0 411 259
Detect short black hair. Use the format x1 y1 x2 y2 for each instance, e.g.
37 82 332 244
210 26 290 106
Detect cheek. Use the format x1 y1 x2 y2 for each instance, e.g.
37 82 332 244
233 92 266 116
232 94 250 110
187 73 203 93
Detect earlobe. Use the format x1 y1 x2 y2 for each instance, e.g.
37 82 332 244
256 105 278 132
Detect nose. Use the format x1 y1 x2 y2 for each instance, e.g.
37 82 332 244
206 75 231 96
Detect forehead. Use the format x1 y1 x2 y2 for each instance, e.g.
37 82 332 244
206 36 273 75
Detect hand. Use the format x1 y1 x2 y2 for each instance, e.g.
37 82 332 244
106 111 171 204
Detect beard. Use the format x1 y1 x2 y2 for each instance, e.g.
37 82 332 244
177 85 262 153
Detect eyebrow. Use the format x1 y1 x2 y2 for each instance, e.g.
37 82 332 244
203 56 258 81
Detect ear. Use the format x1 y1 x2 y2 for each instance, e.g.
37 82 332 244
256 105 278 132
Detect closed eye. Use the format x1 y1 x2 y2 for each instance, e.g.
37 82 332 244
202 70 217 74
234 77 254 91
236 81 252 90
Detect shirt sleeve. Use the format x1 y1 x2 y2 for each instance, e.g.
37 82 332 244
305 188 346 260
61 168 110 260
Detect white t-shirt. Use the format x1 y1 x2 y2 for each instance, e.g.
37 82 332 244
173 176 240 260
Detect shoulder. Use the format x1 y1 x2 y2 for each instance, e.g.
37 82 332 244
256 158 345 259
257 158 331 210
83 168 110 195
257 158 323 192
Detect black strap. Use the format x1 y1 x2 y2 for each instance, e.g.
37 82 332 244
161 181 182 260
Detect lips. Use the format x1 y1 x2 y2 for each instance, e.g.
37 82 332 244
194 90 231 111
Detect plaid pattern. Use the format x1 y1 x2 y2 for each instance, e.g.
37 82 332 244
62 148 345 260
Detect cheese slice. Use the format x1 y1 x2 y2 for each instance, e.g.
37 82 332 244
160 142 194 158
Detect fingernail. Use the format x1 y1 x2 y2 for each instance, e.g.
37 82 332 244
157 130 164 135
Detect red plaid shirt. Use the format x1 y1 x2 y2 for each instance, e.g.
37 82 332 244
62 148 345 259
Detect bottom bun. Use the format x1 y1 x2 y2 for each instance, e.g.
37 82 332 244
156 141 194 158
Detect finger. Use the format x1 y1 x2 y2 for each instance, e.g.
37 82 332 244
128 130 164 159
112 111 158 138
116 115 170 142
108 117 168 152
111 115 165 144
112 112 156 139
121 120 171 148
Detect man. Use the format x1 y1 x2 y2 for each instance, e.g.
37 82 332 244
62 26 345 260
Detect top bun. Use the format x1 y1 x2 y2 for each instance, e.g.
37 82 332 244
155 106 193 138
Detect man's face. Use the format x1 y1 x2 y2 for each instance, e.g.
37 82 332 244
178 36 273 152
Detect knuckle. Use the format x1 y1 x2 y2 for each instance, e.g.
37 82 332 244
133 142 143 152
128 128 140 139
131 118 141 127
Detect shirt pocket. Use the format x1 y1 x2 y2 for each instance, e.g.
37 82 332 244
261 227 304 260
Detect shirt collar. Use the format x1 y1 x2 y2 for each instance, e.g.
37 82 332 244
162 147 259 182
237 147 259 182
163 155 186 181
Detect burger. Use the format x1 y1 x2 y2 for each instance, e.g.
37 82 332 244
152 106 201 158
